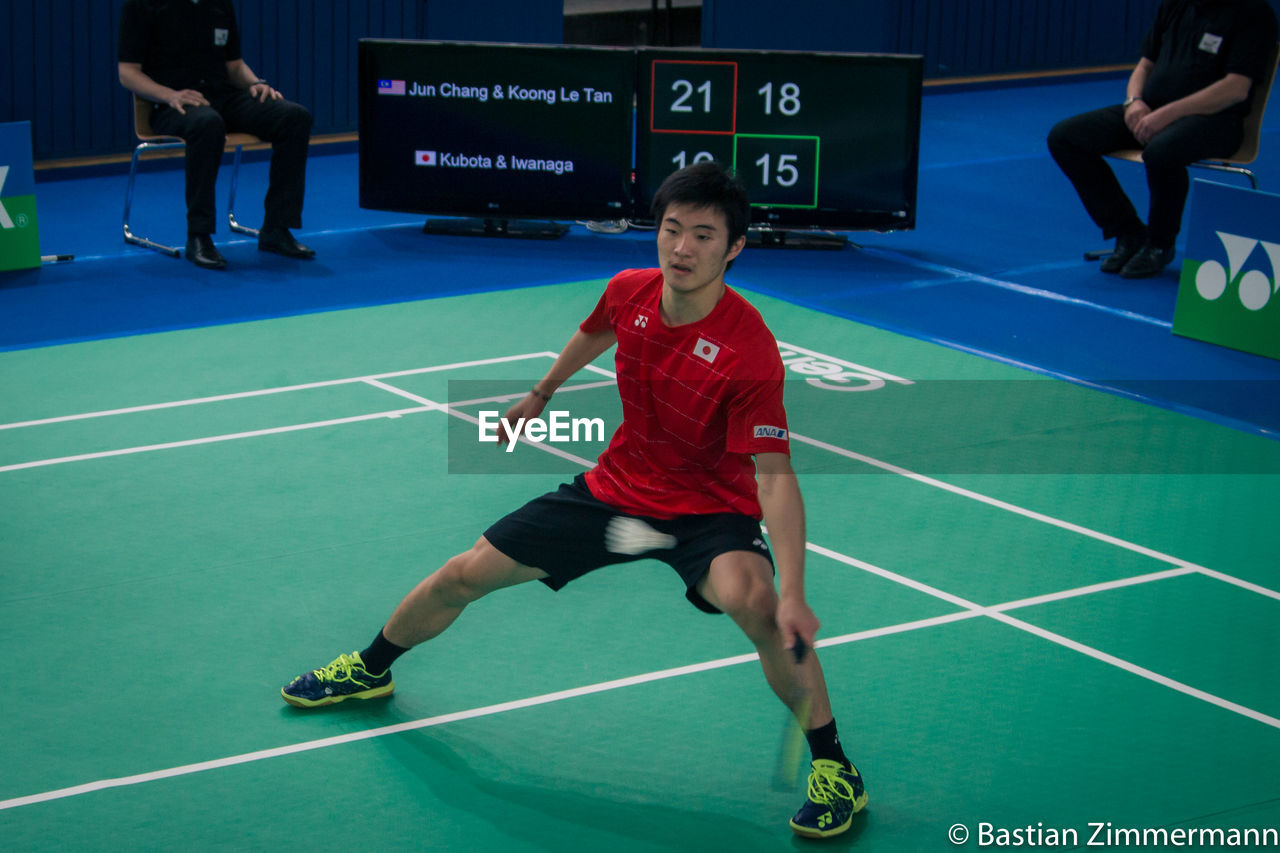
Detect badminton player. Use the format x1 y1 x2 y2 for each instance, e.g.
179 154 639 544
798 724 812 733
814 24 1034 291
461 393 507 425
282 161 868 839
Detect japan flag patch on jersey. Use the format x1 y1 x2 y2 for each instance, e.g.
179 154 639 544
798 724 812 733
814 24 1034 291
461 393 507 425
693 338 720 363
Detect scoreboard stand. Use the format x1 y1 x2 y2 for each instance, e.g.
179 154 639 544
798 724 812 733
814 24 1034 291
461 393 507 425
747 226 850 250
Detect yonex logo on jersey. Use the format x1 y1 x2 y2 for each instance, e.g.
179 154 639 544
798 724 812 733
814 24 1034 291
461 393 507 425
634 315 649 328
753 425 788 440
693 338 720 363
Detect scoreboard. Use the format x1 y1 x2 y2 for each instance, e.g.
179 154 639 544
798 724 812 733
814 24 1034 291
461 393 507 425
356 40 923 237
636 48 922 232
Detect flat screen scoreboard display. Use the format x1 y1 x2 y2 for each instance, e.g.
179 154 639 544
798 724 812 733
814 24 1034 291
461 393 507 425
636 48 922 233
358 40 635 222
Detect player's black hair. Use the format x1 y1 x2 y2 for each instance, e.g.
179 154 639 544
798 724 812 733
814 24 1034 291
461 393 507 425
651 161 750 248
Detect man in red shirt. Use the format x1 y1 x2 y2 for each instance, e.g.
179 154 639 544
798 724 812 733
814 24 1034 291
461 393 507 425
282 162 867 839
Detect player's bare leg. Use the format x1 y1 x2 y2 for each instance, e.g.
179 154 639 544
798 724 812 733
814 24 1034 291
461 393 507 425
383 536 548 647
282 537 545 707
697 551 868 839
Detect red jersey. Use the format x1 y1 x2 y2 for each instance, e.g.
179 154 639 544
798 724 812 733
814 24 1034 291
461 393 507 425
580 268 790 519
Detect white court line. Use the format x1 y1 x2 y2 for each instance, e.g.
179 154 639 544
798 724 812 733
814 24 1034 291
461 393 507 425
5 349 1276 605
362 378 598 468
0 352 555 432
787 430 1280 599
0 562 1214 813
805 543 1280 729
0 407 436 473
3 350 1278 803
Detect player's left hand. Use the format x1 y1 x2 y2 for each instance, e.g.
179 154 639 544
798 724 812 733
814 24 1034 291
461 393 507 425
776 595 820 657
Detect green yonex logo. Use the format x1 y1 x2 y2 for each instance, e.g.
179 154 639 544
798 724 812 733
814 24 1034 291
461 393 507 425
1192 231 1280 312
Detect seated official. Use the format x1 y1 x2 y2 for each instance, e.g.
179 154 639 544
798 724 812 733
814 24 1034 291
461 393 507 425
1047 0 1277 279
117 0 316 270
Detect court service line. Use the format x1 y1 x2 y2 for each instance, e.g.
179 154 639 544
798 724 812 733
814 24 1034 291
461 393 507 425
0 561 1196 814
0 352 555 432
0 407 438 473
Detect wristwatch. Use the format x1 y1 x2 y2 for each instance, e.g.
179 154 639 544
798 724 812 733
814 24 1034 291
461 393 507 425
1122 95 1139 108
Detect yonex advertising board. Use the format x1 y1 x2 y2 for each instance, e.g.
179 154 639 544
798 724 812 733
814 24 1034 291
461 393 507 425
1173 179 1280 361
0 121 41 272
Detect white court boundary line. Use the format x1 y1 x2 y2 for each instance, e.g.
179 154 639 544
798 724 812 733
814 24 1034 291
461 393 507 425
3 351 1279 811
7 558 1272 814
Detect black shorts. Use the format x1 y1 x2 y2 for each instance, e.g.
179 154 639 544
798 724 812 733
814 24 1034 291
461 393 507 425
483 474 773 613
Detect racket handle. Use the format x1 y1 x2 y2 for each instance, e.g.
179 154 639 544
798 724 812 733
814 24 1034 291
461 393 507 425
792 637 808 664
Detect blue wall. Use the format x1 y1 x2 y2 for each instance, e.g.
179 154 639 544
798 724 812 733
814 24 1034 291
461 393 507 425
703 0 1280 78
702 0 1163 73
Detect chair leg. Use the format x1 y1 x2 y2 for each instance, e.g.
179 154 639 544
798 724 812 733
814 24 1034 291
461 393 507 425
122 142 183 257
1188 161 1258 190
1084 248 1112 261
227 145 260 237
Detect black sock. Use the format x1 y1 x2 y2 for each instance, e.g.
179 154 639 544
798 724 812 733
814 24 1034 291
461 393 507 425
805 718 851 769
359 628 409 676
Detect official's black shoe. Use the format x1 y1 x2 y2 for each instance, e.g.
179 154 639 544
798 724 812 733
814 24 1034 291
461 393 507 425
1100 232 1146 274
258 227 316 259
1120 243 1175 279
186 233 227 270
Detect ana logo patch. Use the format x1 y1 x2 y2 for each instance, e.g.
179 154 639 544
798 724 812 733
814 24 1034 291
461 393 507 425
214 28 229 46
753 425 788 440
1199 32 1223 55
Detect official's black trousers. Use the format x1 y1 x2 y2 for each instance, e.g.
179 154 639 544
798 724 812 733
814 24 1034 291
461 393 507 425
1047 105 1242 249
150 90 313 236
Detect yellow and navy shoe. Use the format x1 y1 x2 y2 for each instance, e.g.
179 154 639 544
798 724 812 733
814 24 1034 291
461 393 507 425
281 651 394 708
789 759 869 839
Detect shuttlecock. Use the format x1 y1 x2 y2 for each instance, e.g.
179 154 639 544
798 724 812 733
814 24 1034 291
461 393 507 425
604 516 677 555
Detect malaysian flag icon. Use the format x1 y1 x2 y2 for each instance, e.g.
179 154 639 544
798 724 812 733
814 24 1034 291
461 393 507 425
377 79 406 95
414 150 437 166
